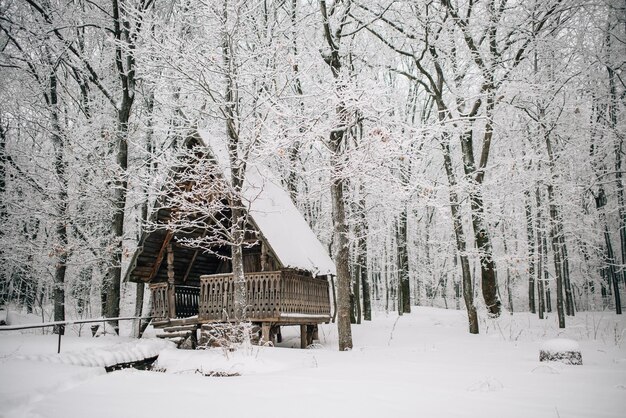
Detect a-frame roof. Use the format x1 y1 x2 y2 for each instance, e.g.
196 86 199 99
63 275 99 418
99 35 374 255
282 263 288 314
196 129 336 276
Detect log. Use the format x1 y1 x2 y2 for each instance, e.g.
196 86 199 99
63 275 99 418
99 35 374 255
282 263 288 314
539 339 582 365
104 355 159 373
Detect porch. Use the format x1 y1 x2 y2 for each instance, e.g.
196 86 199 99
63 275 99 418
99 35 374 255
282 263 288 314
149 270 331 346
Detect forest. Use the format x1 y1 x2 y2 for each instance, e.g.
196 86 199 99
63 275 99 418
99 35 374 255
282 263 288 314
0 0 624 343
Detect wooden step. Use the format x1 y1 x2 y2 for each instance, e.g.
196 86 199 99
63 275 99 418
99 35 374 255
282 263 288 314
163 325 197 333
157 331 192 339
152 319 171 328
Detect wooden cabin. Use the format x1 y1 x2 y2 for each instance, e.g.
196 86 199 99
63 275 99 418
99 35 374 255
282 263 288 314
124 130 335 348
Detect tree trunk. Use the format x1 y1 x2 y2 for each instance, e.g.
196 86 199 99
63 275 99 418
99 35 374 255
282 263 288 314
357 192 371 321
352 265 361 324
350 203 363 324
105 106 130 332
525 190 537 313
606 14 626 298
221 0 248 325
331 170 353 349
360 246 371 321
501 224 514 314
535 188 546 319
105 0 139 333
541 222 552 314
320 0 353 350
49 62 67 335
543 125 567 327
231 207 247 321
547 184 566 328
0 117 6 307
134 282 145 337
600 212 623 315
441 135 478 334
286 0 304 203
557 215 575 316
459 129 501 317
397 210 411 314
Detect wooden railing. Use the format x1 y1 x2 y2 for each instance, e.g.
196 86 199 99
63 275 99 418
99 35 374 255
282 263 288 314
281 270 330 317
150 283 200 319
150 283 169 319
199 270 330 322
175 285 200 318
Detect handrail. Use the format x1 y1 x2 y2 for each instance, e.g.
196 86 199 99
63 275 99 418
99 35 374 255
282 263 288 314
0 316 152 354
0 316 152 331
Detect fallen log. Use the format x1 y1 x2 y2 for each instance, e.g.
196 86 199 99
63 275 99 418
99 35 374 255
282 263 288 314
539 339 582 365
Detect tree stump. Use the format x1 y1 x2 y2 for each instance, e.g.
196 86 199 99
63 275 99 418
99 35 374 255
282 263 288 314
539 339 582 365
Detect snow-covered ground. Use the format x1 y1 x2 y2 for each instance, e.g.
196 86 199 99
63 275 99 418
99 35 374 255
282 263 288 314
1 307 625 418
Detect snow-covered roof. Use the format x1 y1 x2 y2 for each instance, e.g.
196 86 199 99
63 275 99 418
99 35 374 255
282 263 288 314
196 130 336 276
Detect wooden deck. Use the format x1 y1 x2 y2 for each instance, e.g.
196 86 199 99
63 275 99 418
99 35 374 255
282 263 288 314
149 270 331 326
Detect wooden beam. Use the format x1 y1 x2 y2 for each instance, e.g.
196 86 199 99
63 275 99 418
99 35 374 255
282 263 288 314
182 248 200 283
147 230 174 282
182 229 207 283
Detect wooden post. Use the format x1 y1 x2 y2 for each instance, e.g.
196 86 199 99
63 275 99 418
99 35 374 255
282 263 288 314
262 323 271 345
57 326 63 353
261 241 268 272
190 325 198 349
300 325 307 349
167 244 176 318
306 325 315 346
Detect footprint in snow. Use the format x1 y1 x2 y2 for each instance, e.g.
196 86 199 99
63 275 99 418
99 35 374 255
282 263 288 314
467 377 504 392
531 364 560 374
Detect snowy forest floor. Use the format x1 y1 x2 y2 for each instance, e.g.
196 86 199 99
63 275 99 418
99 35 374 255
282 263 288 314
0 307 625 418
